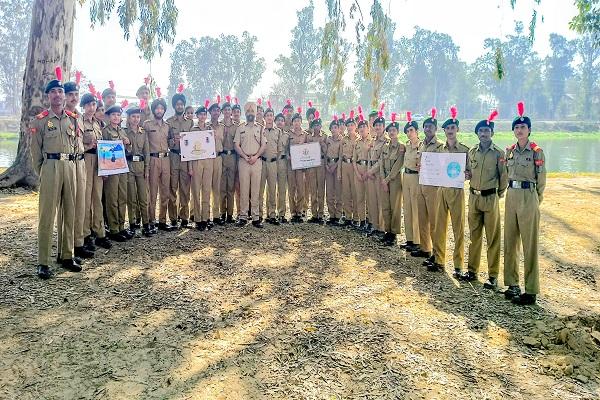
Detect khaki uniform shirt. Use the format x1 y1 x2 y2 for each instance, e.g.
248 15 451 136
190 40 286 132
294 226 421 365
469 143 509 196
209 121 225 153
167 115 194 151
222 120 237 151
30 109 79 174
126 126 150 175
505 140 547 198
325 136 342 172
353 137 372 165
380 140 406 183
368 136 387 175
262 126 281 160
143 119 169 153
341 136 356 162
234 122 266 156
82 116 103 152
403 140 421 171
278 129 290 157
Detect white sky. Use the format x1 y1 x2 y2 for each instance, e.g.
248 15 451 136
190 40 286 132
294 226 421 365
73 0 578 99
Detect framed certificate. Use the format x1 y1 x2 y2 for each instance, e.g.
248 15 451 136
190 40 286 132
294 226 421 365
418 152 466 188
290 142 322 170
97 140 129 176
179 130 216 161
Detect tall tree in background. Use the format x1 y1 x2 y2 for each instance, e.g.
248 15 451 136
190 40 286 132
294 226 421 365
272 1 323 106
167 33 265 105
317 36 351 115
0 0 33 115
0 0 178 188
545 33 576 118
575 33 600 119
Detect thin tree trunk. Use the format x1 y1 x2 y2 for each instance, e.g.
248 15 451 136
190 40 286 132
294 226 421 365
0 0 75 188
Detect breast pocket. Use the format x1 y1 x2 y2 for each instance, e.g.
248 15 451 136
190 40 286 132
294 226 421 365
469 158 478 169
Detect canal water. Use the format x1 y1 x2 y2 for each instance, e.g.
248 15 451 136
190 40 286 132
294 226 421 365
1 134 599 173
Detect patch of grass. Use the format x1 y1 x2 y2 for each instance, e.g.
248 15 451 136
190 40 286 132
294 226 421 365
0 132 18 140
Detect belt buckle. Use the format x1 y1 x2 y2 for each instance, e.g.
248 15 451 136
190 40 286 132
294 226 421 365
132 156 140 162
474 189 481 195
59 153 68 161
511 181 520 189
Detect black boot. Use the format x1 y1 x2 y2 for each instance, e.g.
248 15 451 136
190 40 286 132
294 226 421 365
214 217 225 226
180 219 189 228
95 236 112 249
411 249 431 258
142 224 154 237
427 262 444 272
121 229 134 240
512 293 536 305
459 271 478 281
196 221 207 231
74 246 94 259
158 222 175 232
483 277 498 290
37 265 53 279
504 285 522 300
61 258 82 272
236 218 248 227
252 220 264 228
108 231 127 242
84 236 96 251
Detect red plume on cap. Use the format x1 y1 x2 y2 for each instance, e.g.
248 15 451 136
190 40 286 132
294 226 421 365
204 99 210 108
54 66 62 81
226 95 231 103
379 102 385 112
517 101 525 117
333 114 338 121
156 87 162 98
234 97 239 105
407 111 413 123
257 98 262 105
95 91 102 100
341 112 346 120
308 100 313 108
314 110 319 119
357 105 363 114
88 83 96 95
109 80 115 90
286 99 291 106
359 113 364 122
487 109 499 124
349 110 355 119
144 76 150 85
75 70 82 85
450 105 458 120
177 83 184 94
391 112 397 123
378 111 383 118
297 106 302 114
431 107 437 120
140 99 147 110
267 100 272 109
121 99 129 108
216 95 221 104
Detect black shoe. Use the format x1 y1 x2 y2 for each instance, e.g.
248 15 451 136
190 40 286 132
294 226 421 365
56 255 84 264
406 243 420 252
226 215 234 223
236 219 248 227
344 220 353 227
84 236 97 251
382 232 395 246
512 293 537 305
280 216 289 224
121 229 134 240
214 217 225 226
37 265 52 279
400 241 414 249
108 232 127 242
95 236 112 249
422 256 434 266
326 218 336 226
190 215 195 223
149 224 158 234
308 217 319 223
158 223 175 232
74 246 94 259
207 220 215 229
170 220 179 229
504 285 522 300
61 258 82 272
411 250 431 258
129 223 141 230
142 224 155 237
252 220 264 228
452 269 462 279
267 217 279 225
459 271 478 282
196 221 207 231
427 262 444 272
291 215 300 223
483 277 498 290
180 219 189 228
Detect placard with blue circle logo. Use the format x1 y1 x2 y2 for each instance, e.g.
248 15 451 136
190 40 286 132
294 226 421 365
418 152 466 188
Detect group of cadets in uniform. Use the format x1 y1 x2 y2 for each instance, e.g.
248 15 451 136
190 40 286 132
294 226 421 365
31 67 547 305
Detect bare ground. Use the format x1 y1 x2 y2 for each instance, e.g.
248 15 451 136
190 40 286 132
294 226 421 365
0 175 598 399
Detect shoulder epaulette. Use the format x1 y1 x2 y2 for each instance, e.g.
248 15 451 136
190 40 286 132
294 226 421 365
65 110 77 119
530 142 542 152
507 144 516 151
36 110 49 119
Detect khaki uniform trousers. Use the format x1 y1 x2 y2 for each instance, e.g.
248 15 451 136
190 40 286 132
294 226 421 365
57 158 86 252
467 192 501 277
105 173 128 233
168 153 191 221
432 187 465 268
191 159 213 222
341 162 355 220
260 159 278 219
84 153 105 238
354 165 368 222
211 156 223 219
403 172 420 244
220 153 237 217
149 156 170 223
127 161 149 225
326 169 342 219
40 159 76 264
504 188 540 294
277 158 288 217
417 185 440 252
308 165 326 218
287 164 305 217
238 158 262 221
366 175 381 230
380 176 402 234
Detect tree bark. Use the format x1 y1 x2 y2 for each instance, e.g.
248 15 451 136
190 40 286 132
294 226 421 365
0 0 75 188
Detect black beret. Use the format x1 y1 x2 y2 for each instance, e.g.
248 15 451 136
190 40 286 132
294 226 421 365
291 113 302 122
306 107 316 120
126 106 142 116
79 93 96 107
208 103 221 112
358 118 368 128
102 87 116 99
232 103 241 111
310 118 322 128
63 81 79 94
403 121 419 134
422 117 437 128
105 105 122 115
512 115 531 130
474 119 495 133
274 112 285 121
45 79 63 94
195 106 207 115
373 116 385 126
385 122 400 132
329 120 339 130
441 118 459 129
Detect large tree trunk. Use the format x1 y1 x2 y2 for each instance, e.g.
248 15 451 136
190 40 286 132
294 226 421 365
0 0 75 188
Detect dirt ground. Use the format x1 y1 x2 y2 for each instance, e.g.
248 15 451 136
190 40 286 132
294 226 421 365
0 175 598 399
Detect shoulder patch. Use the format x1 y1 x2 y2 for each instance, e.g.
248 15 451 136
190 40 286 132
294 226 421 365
530 142 542 152
36 110 49 119
65 110 77 119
